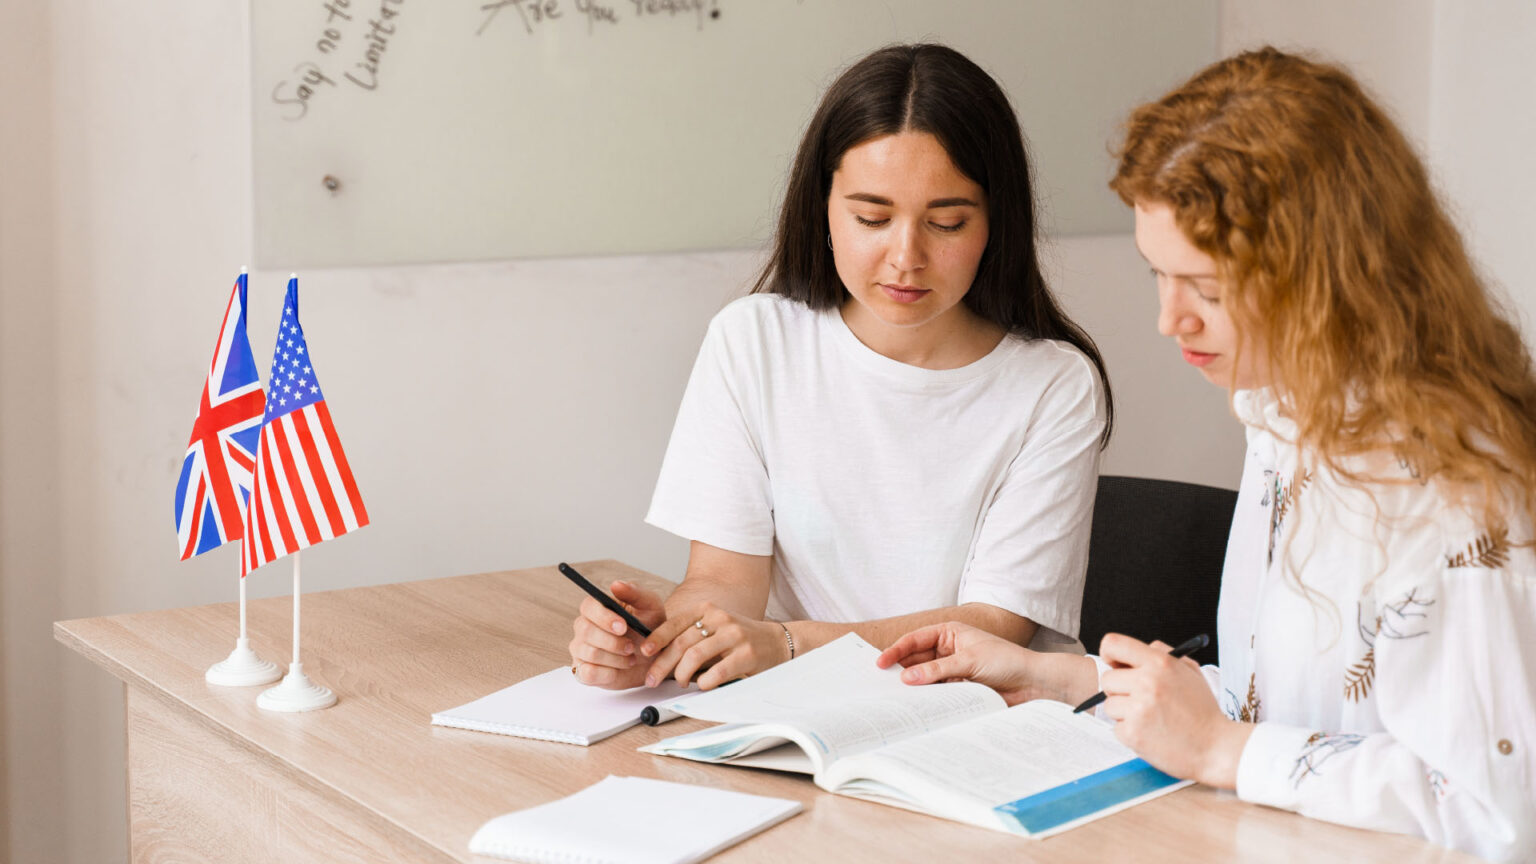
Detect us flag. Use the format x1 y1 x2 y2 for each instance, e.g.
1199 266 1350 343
175 271 266 559
241 276 368 576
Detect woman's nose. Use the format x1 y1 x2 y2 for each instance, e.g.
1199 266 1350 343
886 222 927 273
1156 281 1201 337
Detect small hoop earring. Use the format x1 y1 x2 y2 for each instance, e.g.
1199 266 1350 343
827 233 833 251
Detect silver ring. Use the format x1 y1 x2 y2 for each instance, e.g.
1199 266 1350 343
693 619 711 639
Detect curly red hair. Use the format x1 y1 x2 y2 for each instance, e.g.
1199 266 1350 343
1111 48 1536 530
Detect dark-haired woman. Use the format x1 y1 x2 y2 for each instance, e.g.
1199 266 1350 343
569 43 1113 692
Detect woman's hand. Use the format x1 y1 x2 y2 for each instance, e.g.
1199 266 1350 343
568 580 667 689
640 603 788 690
876 622 1095 706
1097 633 1253 788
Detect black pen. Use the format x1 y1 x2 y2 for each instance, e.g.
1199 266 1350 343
558 562 652 638
1072 633 1209 714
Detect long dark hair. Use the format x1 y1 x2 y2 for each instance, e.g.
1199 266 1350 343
752 43 1113 444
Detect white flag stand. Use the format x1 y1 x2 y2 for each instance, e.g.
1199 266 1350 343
205 556 281 686
257 551 337 712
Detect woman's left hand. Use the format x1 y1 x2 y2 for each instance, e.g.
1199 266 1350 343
640 602 788 690
1097 633 1254 789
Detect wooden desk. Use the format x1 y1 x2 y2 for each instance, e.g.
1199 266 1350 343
57 561 1477 863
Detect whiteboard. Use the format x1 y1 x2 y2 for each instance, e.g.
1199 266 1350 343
252 1 1216 268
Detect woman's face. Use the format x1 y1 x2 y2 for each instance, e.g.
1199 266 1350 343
827 132 989 339
1134 201 1269 390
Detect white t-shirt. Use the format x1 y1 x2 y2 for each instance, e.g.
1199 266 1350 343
645 294 1105 643
1216 389 1534 860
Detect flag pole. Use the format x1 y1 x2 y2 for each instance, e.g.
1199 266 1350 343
258 550 336 712
205 548 281 687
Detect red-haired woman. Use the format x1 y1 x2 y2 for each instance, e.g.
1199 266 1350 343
881 48 1536 860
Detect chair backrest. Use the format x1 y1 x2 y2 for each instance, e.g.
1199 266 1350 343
1078 475 1237 666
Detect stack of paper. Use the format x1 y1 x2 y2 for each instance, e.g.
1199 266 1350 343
468 775 802 863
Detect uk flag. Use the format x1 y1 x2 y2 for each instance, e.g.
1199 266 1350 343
175 272 266 559
241 276 368 576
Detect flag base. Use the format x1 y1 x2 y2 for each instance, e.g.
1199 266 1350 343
205 637 282 687
257 662 337 712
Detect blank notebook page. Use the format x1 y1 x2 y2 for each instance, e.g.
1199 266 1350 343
431 667 692 745
468 775 802 864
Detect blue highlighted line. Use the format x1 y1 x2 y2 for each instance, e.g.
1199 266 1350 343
993 758 1181 835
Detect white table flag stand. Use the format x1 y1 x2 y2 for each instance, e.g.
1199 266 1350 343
206 556 281 686
258 552 337 712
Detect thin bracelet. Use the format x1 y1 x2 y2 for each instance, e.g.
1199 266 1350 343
778 622 796 661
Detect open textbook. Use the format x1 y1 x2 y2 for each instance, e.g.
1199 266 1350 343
640 634 1189 838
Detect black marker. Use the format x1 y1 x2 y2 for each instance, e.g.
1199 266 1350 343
639 703 674 726
558 562 652 638
1072 633 1209 714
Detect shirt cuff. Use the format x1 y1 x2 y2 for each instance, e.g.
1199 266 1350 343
1086 654 1113 721
1235 721 1317 810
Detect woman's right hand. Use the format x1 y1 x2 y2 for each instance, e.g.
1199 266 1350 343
569 580 667 689
877 621 1095 706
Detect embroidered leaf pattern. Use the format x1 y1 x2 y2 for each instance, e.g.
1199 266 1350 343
1274 469 1312 527
1238 673 1262 723
1343 647 1375 702
1344 608 1382 703
1267 468 1312 567
1290 733 1366 786
1379 588 1433 640
1446 527 1511 569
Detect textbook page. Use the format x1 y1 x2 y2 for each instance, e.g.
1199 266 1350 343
656 634 1004 765
820 699 1189 836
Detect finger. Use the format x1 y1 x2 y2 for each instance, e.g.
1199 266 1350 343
571 640 639 669
897 654 972 686
642 607 702 658
645 622 704 686
1098 632 1163 668
580 595 634 638
573 614 638 656
1101 693 1130 724
573 660 627 688
1148 640 1172 652
611 581 666 624
894 649 940 668
876 625 945 669
673 631 730 688
696 650 748 690
1097 666 1143 698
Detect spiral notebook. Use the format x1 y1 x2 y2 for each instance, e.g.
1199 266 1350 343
468 775 802 864
431 667 694 745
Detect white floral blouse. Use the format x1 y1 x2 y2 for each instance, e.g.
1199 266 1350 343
1210 388 1535 860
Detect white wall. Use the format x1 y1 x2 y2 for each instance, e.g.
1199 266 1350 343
1219 0 1436 145
8 2 1531 862
0 0 60 860
1427 0 1536 339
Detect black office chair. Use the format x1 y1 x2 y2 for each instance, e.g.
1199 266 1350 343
1078 475 1237 666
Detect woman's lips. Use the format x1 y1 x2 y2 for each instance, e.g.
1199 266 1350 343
881 284 930 303
1181 347 1217 367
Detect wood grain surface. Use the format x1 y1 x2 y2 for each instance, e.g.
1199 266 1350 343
56 560 1480 863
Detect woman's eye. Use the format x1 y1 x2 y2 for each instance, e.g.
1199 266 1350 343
931 221 966 233
854 215 889 227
